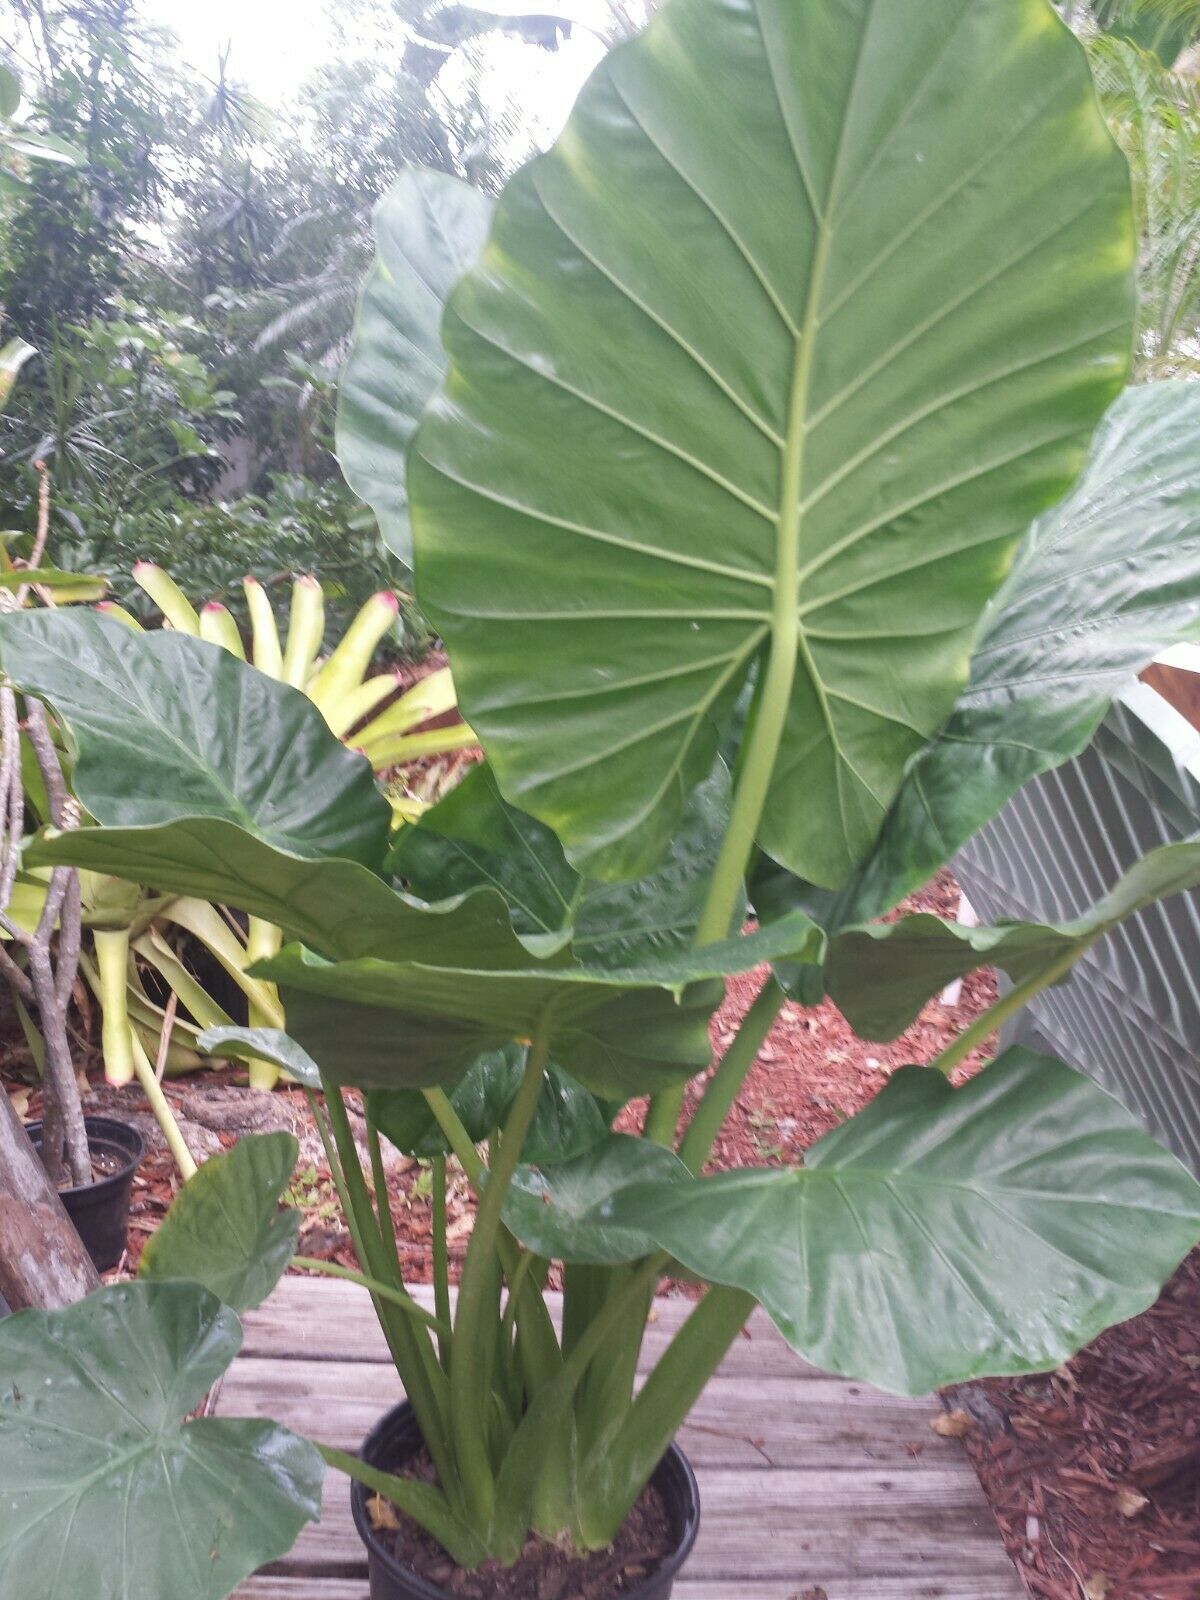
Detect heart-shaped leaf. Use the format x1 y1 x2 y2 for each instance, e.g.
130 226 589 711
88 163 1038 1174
0 611 549 969
198 1026 321 1088
411 0 1133 888
847 379 1200 920
370 1044 614 1163
504 1134 688 1264
337 168 494 564
0 609 390 867
27 816 533 967
826 836 1200 1040
603 1047 1200 1394
0 1281 323 1599
260 909 821 1098
139 1132 302 1312
392 759 737 964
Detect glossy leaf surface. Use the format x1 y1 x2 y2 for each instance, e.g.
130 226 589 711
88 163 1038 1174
28 816 532 967
0 1281 323 1599
605 1049 1200 1394
0 610 390 866
828 836 1200 1040
260 909 821 1097
337 169 494 564
504 1134 688 1264
0 611 548 967
411 0 1133 888
139 1132 301 1311
391 760 736 963
370 1044 613 1163
848 381 1200 919
198 1026 321 1088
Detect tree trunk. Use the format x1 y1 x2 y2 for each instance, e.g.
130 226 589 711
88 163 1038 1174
0 1084 98 1310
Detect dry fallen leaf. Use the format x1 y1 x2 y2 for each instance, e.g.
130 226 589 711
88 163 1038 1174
930 1408 974 1438
7 1087 30 1118
367 1493 400 1531
1084 1575 1111 1600
1114 1487 1149 1518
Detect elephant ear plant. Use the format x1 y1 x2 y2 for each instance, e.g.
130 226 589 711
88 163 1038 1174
5 0 1200 1594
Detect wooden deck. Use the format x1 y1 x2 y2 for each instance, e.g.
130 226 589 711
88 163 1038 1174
221 1276 1024 1600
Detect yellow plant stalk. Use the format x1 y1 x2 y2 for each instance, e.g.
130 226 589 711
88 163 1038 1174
322 669 401 739
359 720 478 771
127 1029 197 1181
132 562 200 635
94 600 143 630
353 666 458 749
93 926 136 1085
131 928 232 1032
244 917 283 1090
307 590 399 712
162 899 285 1022
242 576 284 678
199 602 245 659
281 574 326 688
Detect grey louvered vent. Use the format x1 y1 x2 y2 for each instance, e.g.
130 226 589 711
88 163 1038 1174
953 680 1200 1177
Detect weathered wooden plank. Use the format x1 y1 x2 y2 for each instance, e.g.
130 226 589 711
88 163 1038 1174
219 1358 946 1469
225 1277 1022 1598
243 1276 812 1378
237 1578 1019 1600
262 1467 1012 1581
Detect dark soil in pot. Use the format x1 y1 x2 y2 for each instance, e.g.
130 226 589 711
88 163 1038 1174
26 1115 144 1272
351 1401 700 1600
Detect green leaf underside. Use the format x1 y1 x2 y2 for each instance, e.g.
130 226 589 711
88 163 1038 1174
602 1048 1200 1394
198 1026 321 1088
139 1132 302 1312
391 760 737 964
26 817 538 968
411 0 1133 889
370 1044 613 1163
827 835 1200 1040
281 974 722 1100
258 908 822 1097
336 168 494 565
504 1134 689 1264
846 379 1200 920
0 1282 323 1600
0 611 390 868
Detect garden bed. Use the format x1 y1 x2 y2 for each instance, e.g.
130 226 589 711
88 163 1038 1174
3 868 1196 1598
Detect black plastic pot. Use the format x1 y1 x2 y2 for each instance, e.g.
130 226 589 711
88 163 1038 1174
351 1401 701 1600
27 1115 144 1271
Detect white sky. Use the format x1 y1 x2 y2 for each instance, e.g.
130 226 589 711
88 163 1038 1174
151 0 610 139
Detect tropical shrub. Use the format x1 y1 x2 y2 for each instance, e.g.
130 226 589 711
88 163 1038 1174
76 566 472 1099
3 0 1200 1595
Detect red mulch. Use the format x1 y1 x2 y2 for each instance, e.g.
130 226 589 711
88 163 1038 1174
4 866 1198 1598
959 1250 1200 1600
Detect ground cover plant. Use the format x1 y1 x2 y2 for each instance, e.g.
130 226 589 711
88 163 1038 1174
5 0 1200 1595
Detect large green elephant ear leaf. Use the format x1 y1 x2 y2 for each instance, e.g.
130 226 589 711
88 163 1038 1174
604 1048 1200 1394
337 167 494 564
504 1133 689 1265
391 759 737 964
846 379 1200 920
0 1281 323 1600
0 609 390 866
410 0 1134 890
0 610 538 967
827 835 1200 1041
257 909 821 1097
370 1045 614 1164
139 1132 302 1312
